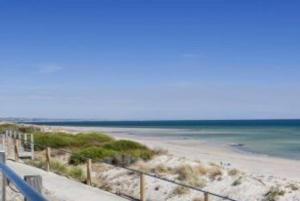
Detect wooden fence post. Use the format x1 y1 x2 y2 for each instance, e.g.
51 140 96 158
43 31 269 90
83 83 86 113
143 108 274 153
24 175 43 201
24 134 28 145
86 159 92 185
14 139 20 162
140 173 145 201
204 192 209 201
2 135 5 153
30 134 34 160
46 147 51 172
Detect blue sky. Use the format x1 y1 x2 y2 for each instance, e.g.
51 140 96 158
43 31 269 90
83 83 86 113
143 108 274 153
0 0 300 120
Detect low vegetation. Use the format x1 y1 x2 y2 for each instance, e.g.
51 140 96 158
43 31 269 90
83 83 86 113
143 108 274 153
3 124 154 167
172 186 190 196
232 176 243 186
175 165 207 187
26 159 86 182
0 123 40 133
263 186 285 201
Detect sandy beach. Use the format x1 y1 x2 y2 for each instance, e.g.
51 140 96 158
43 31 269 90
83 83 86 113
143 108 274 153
41 125 300 181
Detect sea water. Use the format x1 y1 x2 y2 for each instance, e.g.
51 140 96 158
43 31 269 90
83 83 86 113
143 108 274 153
28 120 300 160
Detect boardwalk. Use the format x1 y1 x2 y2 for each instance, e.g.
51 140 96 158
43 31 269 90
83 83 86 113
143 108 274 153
6 161 128 201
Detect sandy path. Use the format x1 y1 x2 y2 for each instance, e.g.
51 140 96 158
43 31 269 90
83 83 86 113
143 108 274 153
7 161 128 201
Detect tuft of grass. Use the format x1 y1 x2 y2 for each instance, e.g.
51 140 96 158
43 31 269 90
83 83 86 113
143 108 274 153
172 186 190 196
175 165 206 187
263 186 285 201
195 164 208 176
68 166 86 182
228 168 239 176
232 176 243 186
26 159 45 169
26 159 85 182
150 164 170 175
208 166 222 180
69 147 117 165
286 183 299 191
50 160 68 174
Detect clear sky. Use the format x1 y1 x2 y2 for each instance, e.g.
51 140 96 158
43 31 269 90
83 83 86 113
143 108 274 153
0 0 300 120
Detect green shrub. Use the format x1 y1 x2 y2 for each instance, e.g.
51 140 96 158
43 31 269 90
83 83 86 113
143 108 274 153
74 132 114 147
103 140 154 163
33 132 75 150
34 132 115 150
125 149 154 160
103 140 147 151
68 166 86 182
50 160 68 174
70 147 117 165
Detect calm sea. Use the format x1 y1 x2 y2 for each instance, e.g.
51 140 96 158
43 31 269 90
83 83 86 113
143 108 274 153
27 120 300 160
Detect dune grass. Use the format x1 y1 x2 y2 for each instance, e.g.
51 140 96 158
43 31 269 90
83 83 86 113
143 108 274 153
2 123 154 168
70 140 154 165
29 129 154 165
0 123 40 133
27 159 86 182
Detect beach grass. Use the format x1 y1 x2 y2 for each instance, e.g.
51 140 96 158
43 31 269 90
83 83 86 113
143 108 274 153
2 124 154 166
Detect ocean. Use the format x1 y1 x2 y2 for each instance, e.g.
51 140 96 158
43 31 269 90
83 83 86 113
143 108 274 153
27 119 300 160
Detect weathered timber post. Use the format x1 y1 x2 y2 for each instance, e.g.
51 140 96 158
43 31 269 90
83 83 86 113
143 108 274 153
2 134 5 152
24 134 28 145
14 139 20 162
140 173 145 201
204 192 209 201
30 134 34 160
0 151 6 201
86 159 92 186
46 147 51 172
23 134 28 152
24 175 43 201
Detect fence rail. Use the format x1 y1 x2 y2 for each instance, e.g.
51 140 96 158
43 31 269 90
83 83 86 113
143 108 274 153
0 151 48 201
2 129 239 201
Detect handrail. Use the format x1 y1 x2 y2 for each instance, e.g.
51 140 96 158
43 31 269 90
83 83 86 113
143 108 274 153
0 153 48 201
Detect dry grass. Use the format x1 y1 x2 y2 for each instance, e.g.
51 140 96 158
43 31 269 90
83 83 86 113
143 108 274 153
208 166 222 180
263 186 285 201
172 186 190 196
195 164 208 175
150 164 170 175
175 165 207 187
228 168 239 176
286 183 299 191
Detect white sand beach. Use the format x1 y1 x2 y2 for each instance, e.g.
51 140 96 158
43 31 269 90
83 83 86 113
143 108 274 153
32 125 300 201
44 125 300 181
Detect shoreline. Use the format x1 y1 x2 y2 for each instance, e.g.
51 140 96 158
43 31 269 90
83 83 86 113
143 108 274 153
38 125 300 180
